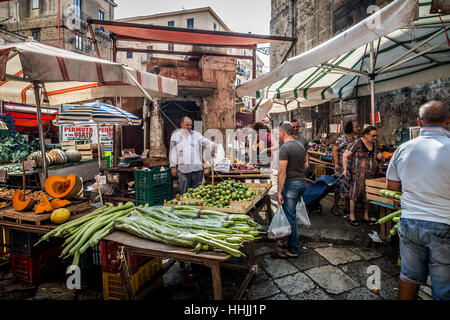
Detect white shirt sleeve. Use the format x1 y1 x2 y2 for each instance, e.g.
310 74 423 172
169 133 178 168
198 132 214 148
386 148 401 182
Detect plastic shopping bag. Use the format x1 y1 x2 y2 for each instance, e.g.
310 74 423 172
296 197 311 227
268 206 291 239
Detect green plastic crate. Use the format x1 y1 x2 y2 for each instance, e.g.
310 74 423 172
135 167 172 189
135 167 172 206
135 186 172 206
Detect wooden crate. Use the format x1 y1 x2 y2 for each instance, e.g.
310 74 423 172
0 201 92 226
365 177 387 189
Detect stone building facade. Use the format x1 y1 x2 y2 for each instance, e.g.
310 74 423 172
0 0 116 60
270 0 449 144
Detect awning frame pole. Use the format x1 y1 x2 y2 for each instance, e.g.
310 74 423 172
377 26 448 74
369 42 376 126
32 80 48 178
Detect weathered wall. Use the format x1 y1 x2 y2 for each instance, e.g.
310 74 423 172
272 0 449 145
291 78 450 145
0 0 113 60
270 0 392 67
200 55 237 145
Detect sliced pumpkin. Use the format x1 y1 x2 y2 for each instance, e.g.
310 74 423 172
35 194 53 214
44 174 82 199
12 189 36 212
50 199 72 210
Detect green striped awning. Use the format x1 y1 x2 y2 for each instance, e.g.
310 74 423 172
238 0 450 105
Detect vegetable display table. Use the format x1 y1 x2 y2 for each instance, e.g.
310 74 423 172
104 231 258 300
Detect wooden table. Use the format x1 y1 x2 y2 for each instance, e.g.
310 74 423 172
0 203 95 234
104 231 257 300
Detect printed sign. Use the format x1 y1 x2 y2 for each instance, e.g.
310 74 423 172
61 125 113 144
329 124 340 133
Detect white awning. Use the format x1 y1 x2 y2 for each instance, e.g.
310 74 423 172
0 41 178 106
237 0 449 101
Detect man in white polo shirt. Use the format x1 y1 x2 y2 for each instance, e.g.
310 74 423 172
386 100 450 300
169 116 217 195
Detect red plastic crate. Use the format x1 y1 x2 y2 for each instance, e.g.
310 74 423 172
11 245 64 285
100 240 149 274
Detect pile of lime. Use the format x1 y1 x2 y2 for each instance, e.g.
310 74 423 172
182 179 259 208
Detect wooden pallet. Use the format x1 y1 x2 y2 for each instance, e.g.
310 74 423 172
0 201 92 226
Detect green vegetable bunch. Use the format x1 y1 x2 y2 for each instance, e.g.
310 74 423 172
0 132 40 165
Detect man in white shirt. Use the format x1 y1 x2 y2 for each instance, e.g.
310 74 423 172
169 116 217 195
386 100 450 300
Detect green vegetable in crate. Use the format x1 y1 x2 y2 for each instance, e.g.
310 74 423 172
376 210 401 224
182 179 258 208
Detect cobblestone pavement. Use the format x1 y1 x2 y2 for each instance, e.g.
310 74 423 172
0 192 434 300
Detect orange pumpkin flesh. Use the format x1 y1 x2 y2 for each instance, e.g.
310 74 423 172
44 174 82 199
12 189 36 212
35 194 53 214
50 199 72 209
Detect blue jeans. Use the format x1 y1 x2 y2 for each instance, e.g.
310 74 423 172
281 180 306 255
398 218 450 300
178 170 203 195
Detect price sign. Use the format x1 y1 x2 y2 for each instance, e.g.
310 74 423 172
0 170 7 183
23 160 36 171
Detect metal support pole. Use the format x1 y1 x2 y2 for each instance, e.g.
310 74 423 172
32 81 48 178
252 46 257 123
369 42 376 126
143 99 148 151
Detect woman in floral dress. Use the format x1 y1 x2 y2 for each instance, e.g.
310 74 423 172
342 126 383 226
331 120 360 216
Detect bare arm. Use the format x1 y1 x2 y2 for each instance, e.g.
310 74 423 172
305 151 310 169
332 145 341 170
277 160 288 205
342 150 353 177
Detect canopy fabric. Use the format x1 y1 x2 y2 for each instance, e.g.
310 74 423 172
54 101 141 126
6 111 55 127
0 41 178 106
236 0 450 100
93 20 292 47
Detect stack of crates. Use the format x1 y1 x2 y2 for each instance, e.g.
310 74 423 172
9 230 64 285
66 243 103 290
134 167 172 206
100 239 163 300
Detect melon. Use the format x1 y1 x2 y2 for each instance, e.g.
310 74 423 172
64 149 82 163
28 151 53 168
51 208 71 224
48 149 67 165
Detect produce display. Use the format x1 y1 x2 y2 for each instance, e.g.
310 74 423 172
64 149 82 163
0 164 23 174
0 202 9 208
376 209 402 237
180 179 259 208
50 208 71 225
12 189 36 212
0 132 40 165
44 174 82 199
34 194 53 214
230 163 257 171
380 189 402 200
0 188 43 200
116 205 263 257
36 202 135 259
48 149 68 165
36 202 264 260
28 151 53 168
